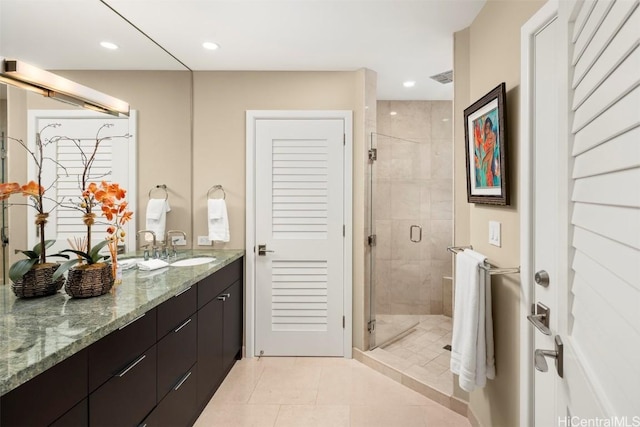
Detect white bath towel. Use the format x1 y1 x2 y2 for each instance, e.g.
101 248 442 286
450 249 495 392
145 198 171 242
208 199 229 242
136 259 169 271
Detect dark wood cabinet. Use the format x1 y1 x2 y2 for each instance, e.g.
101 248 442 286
0 256 243 427
49 399 88 427
89 345 157 427
141 364 198 427
157 313 197 401
196 294 224 408
88 308 156 393
0 349 87 427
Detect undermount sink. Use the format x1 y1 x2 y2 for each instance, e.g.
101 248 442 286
170 257 217 267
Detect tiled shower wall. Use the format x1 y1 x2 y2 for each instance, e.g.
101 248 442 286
374 101 453 315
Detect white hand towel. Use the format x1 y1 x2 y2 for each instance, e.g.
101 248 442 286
137 259 169 271
145 199 171 242
450 249 495 392
208 199 230 242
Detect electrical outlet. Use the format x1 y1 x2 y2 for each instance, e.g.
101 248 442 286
197 236 211 246
171 236 187 246
489 221 501 247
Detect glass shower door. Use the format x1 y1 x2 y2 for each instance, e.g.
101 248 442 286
369 132 425 349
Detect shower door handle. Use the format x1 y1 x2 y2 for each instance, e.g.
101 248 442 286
410 225 422 243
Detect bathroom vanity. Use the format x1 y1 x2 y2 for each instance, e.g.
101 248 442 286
0 250 244 427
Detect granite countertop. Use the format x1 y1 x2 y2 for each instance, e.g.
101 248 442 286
0 249 244 397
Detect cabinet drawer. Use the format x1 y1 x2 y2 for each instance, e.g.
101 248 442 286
89 345 157 427
198 258 242 308
157 285 197 339
0 349 87 427
157 314 197 401
141 364 198 427
49 398 87 427
89 308 156 392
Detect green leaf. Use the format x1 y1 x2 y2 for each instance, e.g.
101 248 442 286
9 258 38 282
60 249 91 261
89 240 111 263
51 259 80 281
48 253 70 259
16 250 39 259
33 240 56 256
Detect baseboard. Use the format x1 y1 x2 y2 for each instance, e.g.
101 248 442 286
468 405 482 427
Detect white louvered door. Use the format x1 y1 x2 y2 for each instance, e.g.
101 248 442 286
28 111 136 255
254 118 345 356
528 0 639 423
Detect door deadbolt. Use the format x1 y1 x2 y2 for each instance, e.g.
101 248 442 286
535 270 550 287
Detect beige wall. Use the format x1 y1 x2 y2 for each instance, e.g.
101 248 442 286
453 1 544 426
191 70 369 349
4 69 370 350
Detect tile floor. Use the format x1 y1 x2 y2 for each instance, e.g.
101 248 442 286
366 315 454 397
194 356 469 427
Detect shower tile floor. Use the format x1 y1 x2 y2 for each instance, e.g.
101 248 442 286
372 315 454 396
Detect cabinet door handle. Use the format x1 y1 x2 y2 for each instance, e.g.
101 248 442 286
118 313 145 330
173 371 192 391
174 318 192 333
217 296 226 301
116 354 146 378
174 286 192 298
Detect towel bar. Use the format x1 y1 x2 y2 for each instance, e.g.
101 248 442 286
149 184 168 200
447 245 520 276
207 184 226 200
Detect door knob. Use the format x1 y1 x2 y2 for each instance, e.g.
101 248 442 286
258 244 275 256
534 335 564 377
535 270 550 287
527 302 551 335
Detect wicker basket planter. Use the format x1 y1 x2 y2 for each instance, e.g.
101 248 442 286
65 263 114 298
11 263 65 298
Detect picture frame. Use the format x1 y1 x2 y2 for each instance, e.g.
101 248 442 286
464 82 509 205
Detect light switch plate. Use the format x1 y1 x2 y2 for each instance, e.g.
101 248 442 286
489 221 501 247
197 236 211 246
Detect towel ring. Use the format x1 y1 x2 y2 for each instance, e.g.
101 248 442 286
149 184 168 200
207 185 226 200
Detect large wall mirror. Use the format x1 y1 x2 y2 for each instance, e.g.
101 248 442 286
0 0 192 285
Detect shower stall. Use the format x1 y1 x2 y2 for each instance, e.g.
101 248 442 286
368 100 454 350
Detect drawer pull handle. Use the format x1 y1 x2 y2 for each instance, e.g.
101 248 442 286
174 286 192 298
174 371 192 391
118 313 145 330
116 354 146 378
174 318 192 333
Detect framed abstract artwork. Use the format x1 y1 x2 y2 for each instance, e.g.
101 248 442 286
464 82 509 205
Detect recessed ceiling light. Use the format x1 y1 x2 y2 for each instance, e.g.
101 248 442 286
100 41 118 50
202 42 220 51
442 118 450 122
390 111 398 116
403 81 416 88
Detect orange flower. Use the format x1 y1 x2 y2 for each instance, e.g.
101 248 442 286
21 181 44 197
106 226 116 235
87 182 98 194
0 182 21 200
120 210 133 224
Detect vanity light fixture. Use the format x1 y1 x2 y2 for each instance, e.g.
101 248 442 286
100 41 119 50
0 58 130 116
202 42 220 50
403 80 416 88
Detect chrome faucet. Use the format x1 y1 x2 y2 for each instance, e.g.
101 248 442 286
136 230 157 260
165 230 187 258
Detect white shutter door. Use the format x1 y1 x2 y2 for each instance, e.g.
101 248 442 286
28 111 136 255
565 0 640 418
255 118 345 356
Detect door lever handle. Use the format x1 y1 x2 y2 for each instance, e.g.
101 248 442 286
534 335 563 377
258 244 274 256
527 302 551 335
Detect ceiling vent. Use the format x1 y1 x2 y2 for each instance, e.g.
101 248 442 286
430 70 453 84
